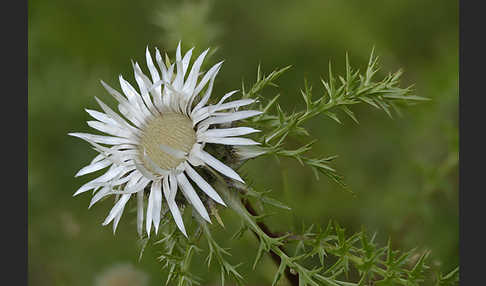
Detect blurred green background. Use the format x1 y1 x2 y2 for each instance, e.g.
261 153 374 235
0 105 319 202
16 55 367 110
28 0 458 285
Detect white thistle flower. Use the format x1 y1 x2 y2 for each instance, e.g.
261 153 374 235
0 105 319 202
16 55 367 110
233 145 267 161
70 43 262 237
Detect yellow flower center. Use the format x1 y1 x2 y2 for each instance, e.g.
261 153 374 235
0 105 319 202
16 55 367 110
138 113 196 171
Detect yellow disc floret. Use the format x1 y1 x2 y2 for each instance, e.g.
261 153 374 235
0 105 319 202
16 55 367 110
138 113 196 170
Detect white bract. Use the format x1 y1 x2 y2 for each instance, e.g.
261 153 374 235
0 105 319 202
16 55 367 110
70 43 261 237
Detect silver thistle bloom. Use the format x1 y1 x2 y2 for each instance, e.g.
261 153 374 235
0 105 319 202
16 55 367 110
70 43 261 237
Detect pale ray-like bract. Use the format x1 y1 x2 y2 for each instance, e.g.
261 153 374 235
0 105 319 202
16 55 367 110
70 43 262 237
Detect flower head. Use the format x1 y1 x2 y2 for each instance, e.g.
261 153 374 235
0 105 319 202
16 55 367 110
70 43 261 237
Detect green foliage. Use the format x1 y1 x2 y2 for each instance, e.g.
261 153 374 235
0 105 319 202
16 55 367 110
224 179 447 286
132 50 457 286
28 0 458 285
199 217 245 285
240 50 427 191
151 219 203 286
435 267 459 286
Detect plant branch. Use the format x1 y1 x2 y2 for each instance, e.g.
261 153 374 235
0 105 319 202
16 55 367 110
242 197 300 286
